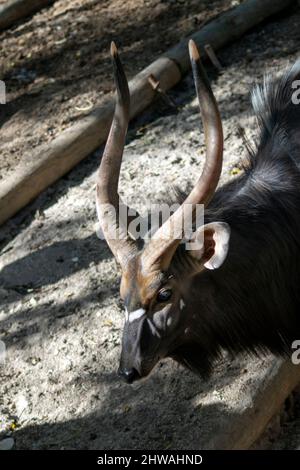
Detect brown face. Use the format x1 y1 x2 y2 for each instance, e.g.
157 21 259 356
117 221 231 384
118 257 187 383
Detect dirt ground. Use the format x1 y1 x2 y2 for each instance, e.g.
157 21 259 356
0 0 232 182
1 0 300 451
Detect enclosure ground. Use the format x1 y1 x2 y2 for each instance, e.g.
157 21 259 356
1 0 300 450
0 0 231 182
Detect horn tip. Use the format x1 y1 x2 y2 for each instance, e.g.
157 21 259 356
110 41 118 57
189 39 200 61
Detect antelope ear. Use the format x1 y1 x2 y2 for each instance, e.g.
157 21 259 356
187 222 231 270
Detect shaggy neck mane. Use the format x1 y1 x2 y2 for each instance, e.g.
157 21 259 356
171 61 300 377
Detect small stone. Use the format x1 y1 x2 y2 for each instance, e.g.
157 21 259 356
29 297 37 307
0 437 14 450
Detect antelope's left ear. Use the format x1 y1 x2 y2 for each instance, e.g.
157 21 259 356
187 222 231 270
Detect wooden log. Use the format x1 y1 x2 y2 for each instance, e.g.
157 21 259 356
206 359 300 449
0 58 181 226
166 0 295 73
0 0 295 226
0 0 54 31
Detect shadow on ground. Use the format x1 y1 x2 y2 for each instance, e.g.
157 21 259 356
11 366 242 450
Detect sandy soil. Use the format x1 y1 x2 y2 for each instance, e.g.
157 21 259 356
1 0 300 450
0 0 231 182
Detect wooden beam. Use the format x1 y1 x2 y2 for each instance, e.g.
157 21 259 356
166 0 295 73
0 0 54 31
0 0 295 226
206 359 300 449
0 57 181 226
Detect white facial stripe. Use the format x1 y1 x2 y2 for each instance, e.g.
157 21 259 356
180 299 185 310
128 308 146 323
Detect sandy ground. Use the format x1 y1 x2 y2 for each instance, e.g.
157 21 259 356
0 0 231 182
1 0 300 450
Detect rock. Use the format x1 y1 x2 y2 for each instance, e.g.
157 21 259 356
0 437 15 450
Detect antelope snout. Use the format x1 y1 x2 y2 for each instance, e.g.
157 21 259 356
118 366 140 384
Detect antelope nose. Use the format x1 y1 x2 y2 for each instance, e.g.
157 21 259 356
118 367 140 384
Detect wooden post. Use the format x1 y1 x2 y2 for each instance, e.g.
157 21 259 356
0 0 54 31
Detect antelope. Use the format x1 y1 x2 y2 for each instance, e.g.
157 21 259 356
96 40 300 384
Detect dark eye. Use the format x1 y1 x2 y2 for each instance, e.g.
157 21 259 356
157 288 173 303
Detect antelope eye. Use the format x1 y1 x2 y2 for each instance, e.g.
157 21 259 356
156 288 173 303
